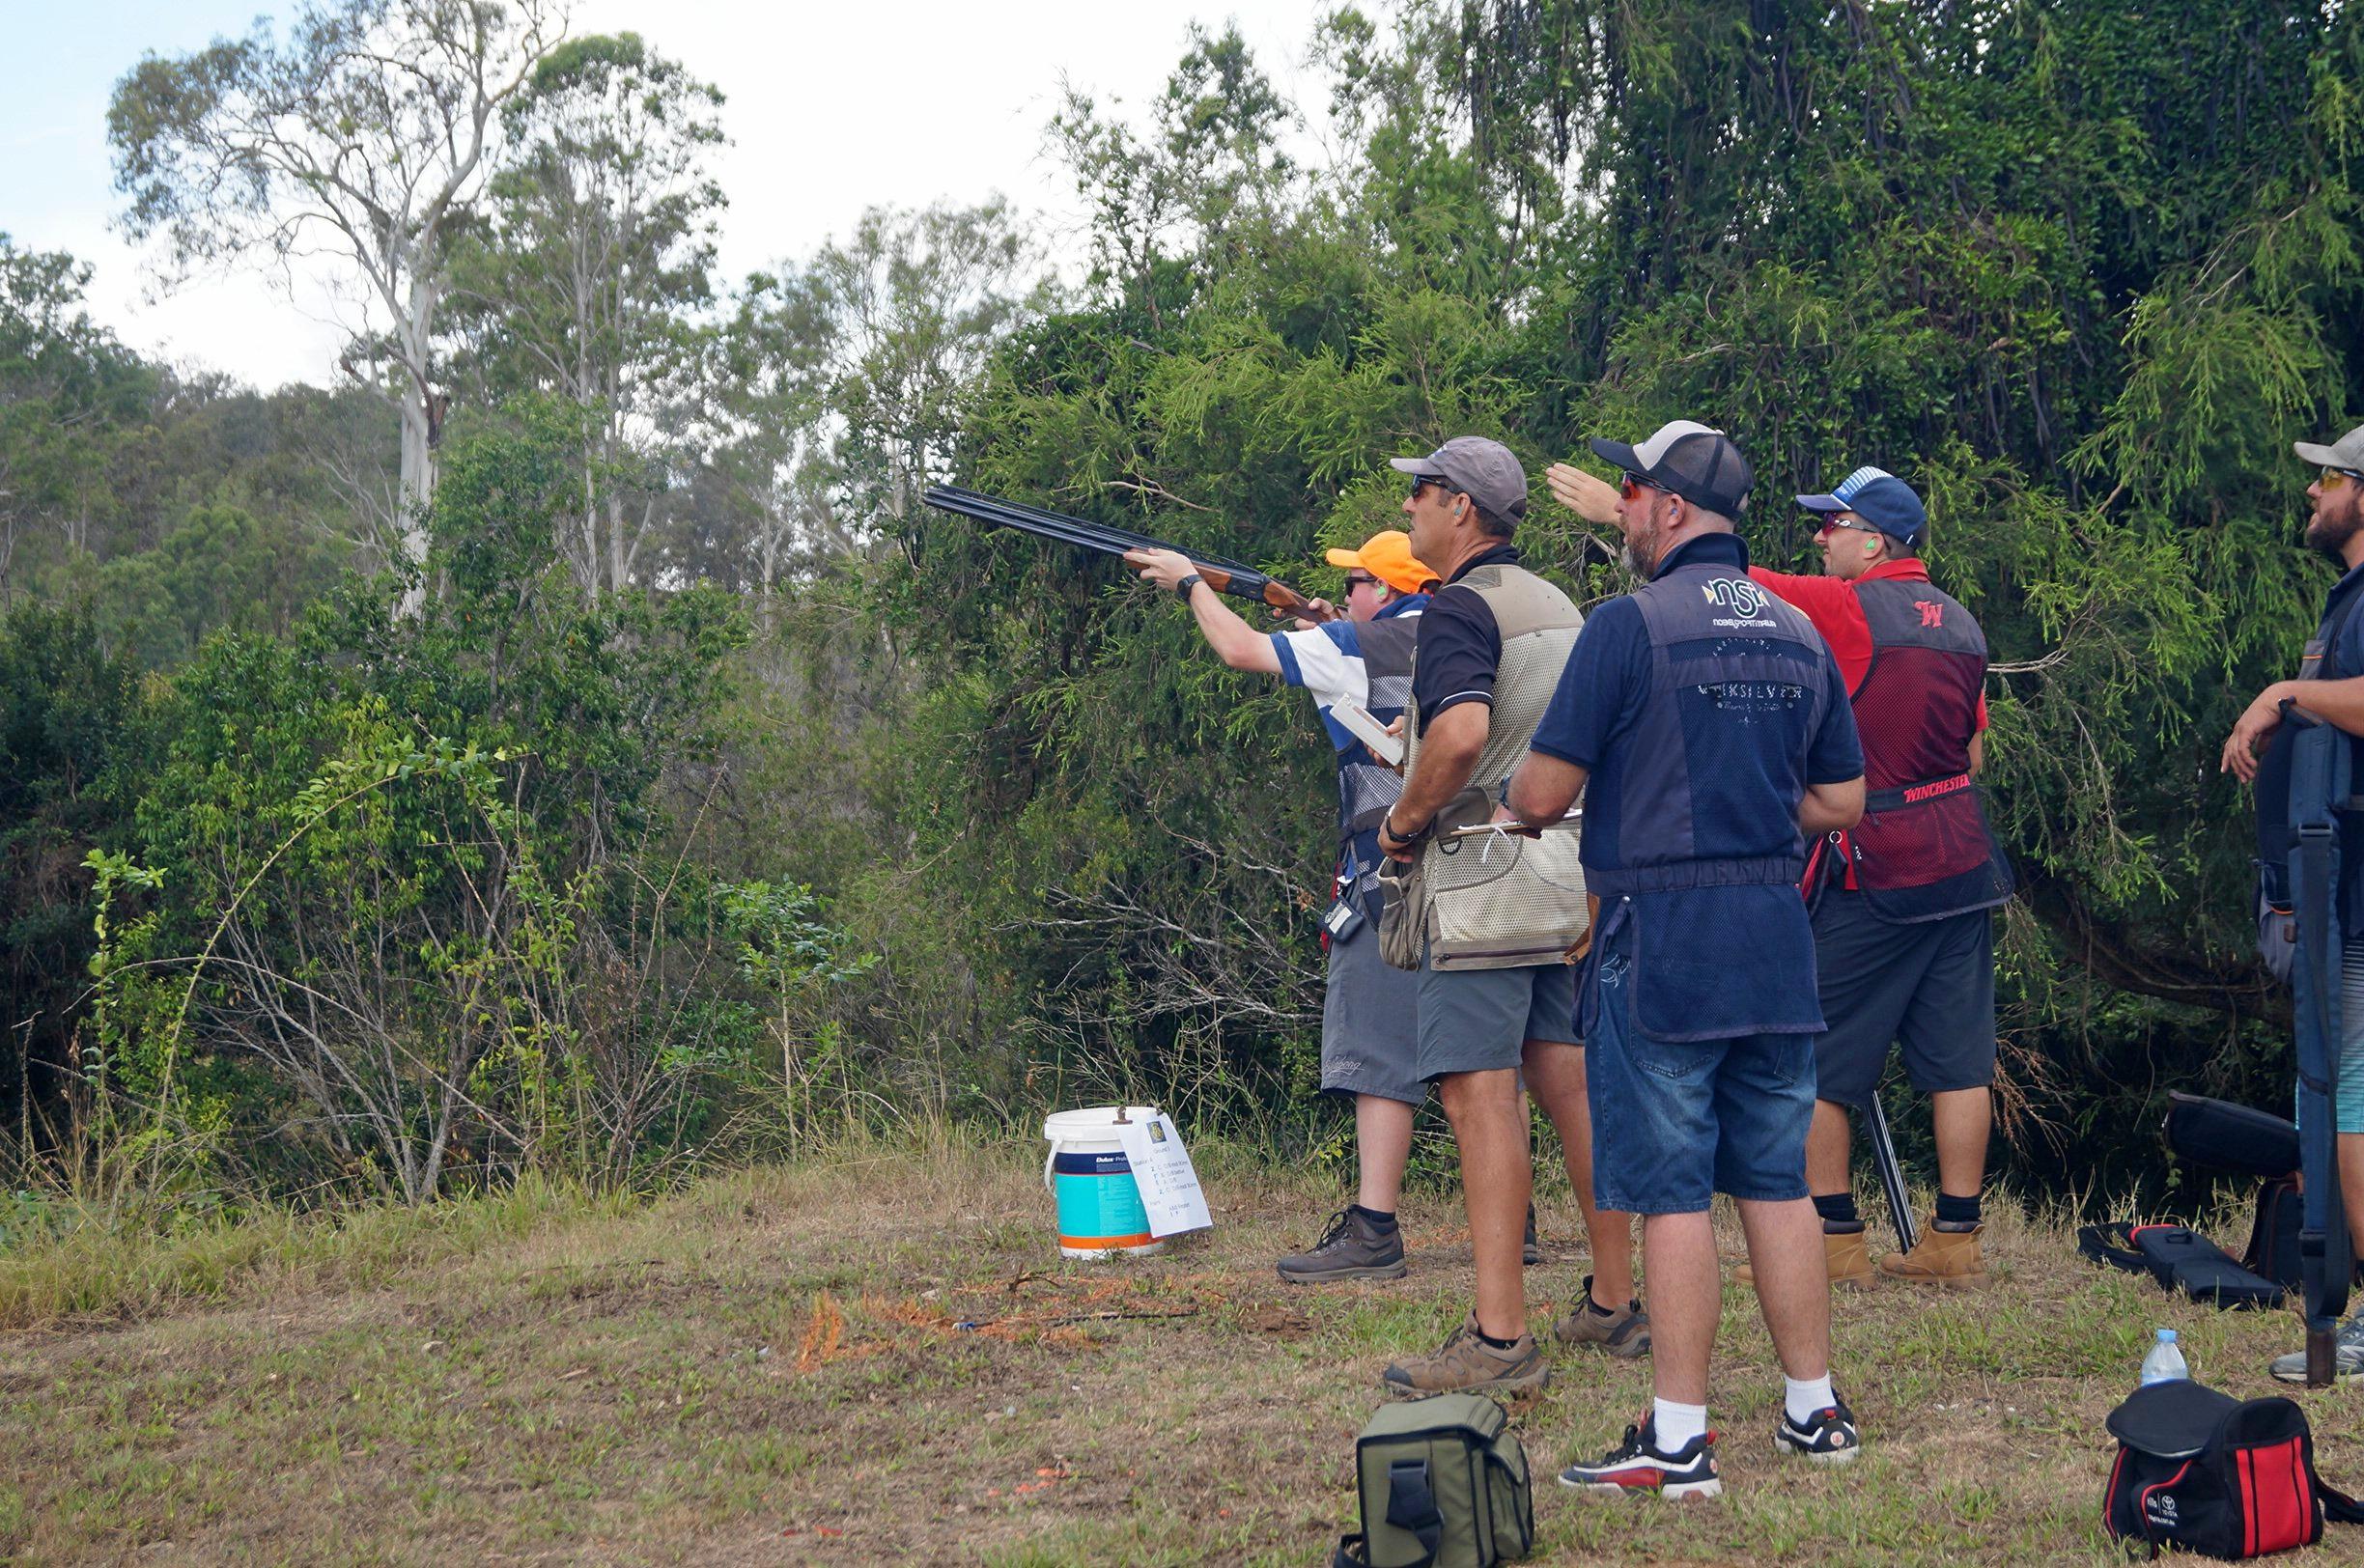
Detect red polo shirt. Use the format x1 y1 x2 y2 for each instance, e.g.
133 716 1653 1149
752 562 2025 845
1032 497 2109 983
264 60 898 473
1749 558 1986 889
1748 558 1988 728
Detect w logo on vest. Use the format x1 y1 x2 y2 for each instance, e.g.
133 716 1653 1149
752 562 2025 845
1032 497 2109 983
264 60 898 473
1916 600 1944 630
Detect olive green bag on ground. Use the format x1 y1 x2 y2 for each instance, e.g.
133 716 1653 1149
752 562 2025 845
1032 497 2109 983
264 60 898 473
1335 1394 1534 1567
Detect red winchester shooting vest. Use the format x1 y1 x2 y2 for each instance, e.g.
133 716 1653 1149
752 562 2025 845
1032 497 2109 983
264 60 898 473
1835 578 2014 923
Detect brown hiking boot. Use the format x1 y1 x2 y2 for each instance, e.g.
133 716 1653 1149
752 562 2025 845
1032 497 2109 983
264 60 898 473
1879 1223 1989 1288
1381 1313 1549 1398
1277 1207 1407 1285
1551 1274 1650 1358
1735 1228 1876 1290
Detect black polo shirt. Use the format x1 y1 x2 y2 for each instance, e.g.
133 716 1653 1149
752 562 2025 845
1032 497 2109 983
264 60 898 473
1410 543 1522 734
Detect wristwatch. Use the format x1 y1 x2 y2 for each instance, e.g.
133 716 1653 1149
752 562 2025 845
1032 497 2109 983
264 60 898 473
1380 813 1431 852
1174 573 1202 602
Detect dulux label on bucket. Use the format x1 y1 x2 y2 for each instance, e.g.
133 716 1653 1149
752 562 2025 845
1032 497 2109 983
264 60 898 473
1051 1148 1150 1241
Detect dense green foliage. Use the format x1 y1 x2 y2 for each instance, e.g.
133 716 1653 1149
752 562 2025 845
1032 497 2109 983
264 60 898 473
8 1 2364 1209
858 0 2364 1195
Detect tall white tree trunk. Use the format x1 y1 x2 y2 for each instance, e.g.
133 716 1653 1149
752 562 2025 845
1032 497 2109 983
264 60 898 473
394 270 443 618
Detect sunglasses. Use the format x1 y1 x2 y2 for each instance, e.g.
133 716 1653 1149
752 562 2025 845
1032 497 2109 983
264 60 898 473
1813 515 1884 539
2322 467 2364 490
1619 471 1667 500
1409 474 1456 500
1344 573 1383 590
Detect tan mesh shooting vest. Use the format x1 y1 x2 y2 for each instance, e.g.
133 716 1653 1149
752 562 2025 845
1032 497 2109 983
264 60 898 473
1381 562 1592 971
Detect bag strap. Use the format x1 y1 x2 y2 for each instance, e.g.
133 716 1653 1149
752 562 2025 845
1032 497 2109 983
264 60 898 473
1334 1533 1371 1567
2317 1471 2364 1526
1385 1457 1443 1565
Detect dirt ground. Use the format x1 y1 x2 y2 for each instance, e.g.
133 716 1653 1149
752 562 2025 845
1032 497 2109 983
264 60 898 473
11 1139 2364 1564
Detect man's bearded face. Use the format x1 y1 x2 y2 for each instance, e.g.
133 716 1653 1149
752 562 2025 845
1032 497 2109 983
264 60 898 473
2306 475 2364 563
1619 490 1674 577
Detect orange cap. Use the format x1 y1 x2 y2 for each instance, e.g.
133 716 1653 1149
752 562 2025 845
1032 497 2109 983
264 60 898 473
1325 530 1440 597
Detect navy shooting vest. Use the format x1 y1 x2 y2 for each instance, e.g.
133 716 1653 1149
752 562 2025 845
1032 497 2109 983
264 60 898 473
2256 560 2364 938
1837 578 2015 923
1333 604 1422 915
1583 558 1835 899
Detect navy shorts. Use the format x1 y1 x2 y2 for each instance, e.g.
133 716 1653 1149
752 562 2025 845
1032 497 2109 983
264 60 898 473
1810 892 1995 1110
1585 928 1815 1216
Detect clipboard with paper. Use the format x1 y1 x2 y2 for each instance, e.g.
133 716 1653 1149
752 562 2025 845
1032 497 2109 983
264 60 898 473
1112 1108 1213 1238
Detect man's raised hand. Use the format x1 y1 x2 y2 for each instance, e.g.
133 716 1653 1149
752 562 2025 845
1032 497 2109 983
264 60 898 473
1545 462 1621 525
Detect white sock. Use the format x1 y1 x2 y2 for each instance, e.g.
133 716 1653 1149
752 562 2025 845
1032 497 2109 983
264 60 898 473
1785 1373 1836 1424
1651 1397 1707 1450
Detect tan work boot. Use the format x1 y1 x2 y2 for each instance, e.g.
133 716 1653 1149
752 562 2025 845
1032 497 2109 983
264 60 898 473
1735 1228 1875 1289
1879 1223 1989 1288
1551 1274 1651 1358
1381 1312 1549 1399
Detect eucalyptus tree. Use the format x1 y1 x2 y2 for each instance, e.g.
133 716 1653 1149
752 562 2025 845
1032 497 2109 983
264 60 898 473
106 0 565 611
1048 25 1300 325
445 33 727 595
801 201 1052 538
0 238 155 602
704 269 838 606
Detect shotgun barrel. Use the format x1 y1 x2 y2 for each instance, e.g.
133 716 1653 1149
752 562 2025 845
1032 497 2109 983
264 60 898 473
924 484 1328 621
1867 1089 1918 1256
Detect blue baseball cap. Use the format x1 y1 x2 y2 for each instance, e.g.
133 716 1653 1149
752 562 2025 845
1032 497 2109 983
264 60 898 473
1796 465 1927 546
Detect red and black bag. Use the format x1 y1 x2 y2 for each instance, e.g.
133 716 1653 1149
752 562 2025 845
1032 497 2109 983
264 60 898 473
2104 1380 2364 1558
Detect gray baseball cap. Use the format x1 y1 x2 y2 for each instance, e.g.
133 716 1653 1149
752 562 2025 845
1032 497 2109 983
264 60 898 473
1391 436 1529 526
2295 423 2364 473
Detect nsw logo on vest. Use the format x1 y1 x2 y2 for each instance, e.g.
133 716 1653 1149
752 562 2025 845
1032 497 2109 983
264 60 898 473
1699 575 1776 629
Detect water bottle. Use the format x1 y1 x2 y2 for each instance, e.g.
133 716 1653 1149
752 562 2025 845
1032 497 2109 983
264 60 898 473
2140 1328 2189 1386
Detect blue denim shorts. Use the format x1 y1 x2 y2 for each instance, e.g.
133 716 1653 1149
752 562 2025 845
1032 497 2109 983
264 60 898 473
1586 932 1816 1216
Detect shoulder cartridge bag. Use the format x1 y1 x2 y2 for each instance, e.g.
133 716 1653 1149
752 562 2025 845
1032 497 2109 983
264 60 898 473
1336 1393 1533 1568
2103 1380 2364 1558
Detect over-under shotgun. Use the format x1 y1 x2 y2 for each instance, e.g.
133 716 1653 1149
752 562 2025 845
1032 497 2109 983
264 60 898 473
925 484 1330 622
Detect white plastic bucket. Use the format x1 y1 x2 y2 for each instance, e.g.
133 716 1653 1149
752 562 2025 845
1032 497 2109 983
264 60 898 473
1041 1106 1166 1258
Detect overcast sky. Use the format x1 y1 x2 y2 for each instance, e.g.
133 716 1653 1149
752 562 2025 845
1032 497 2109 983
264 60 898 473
0 0 1336 391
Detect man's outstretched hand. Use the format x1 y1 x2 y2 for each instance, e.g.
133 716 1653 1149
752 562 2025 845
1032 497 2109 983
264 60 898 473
1545 462 1620 525
1124 546 1196 592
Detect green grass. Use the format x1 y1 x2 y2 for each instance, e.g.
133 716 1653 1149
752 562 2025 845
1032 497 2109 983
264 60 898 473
8 1136 2364 1562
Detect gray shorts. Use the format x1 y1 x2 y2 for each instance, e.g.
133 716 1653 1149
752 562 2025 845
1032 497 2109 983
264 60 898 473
1415 946 1580 1081
1322 906 1425 1106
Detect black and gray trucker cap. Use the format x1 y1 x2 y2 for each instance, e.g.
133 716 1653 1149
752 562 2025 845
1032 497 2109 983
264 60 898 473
1589 419 1753 517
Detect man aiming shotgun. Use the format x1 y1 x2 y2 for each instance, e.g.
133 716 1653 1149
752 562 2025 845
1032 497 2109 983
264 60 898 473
1123 527 1447 1283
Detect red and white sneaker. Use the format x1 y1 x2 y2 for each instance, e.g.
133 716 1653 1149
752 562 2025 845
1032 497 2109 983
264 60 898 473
1558 1416 1722 1499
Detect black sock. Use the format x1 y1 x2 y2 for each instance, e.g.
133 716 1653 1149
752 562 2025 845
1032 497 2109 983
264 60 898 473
1476 1327 1520 1350
1813 1192 1864 1232
1581 1274 1618 1314
1351 1204 1397 1230
1934 1190 1981 1229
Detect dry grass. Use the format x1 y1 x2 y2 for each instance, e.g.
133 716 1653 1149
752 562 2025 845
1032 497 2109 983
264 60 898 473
8 1133 2364 1563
